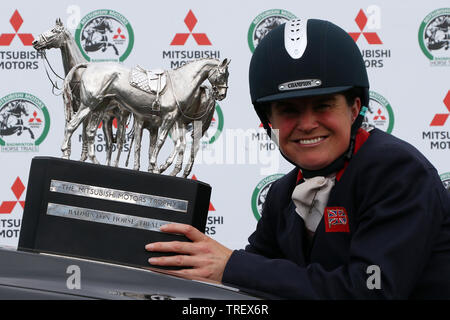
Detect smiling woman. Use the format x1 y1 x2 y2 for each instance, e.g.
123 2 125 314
145 17 450 300
268 93 360 171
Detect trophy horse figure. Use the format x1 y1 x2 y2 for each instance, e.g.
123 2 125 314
62 58 230 174
32 18 129 166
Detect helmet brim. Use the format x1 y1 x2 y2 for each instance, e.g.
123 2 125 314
256 85 354 104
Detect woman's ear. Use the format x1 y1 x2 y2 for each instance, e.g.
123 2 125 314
351 97 362 123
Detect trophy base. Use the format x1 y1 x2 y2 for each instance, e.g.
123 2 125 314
18 157 211 269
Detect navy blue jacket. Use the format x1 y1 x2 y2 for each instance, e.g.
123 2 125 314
222 129 450 299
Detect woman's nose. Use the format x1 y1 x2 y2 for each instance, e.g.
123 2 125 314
296 109 318 132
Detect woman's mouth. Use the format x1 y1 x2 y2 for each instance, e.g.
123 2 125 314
295 136 327 146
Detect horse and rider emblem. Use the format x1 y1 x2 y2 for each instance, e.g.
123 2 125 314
0 100 35 140
75 9 134 62
0 93 50 151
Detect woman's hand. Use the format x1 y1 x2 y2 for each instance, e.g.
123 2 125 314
145 223 232 282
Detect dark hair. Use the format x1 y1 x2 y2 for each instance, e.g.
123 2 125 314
342 87 365 107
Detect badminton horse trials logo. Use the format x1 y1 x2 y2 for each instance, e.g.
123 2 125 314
247 9 296 52
418 8 450 66
251 174 284 221
361 91 395 134
75 9 134 62
441 172 450 191
0 93 50 152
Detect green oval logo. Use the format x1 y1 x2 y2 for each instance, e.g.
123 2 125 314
251 173 284 221
0 92 50 151
362 91 395 134
440 172 450 191
418 8 450 66
247 9 296 53
75 9 134 62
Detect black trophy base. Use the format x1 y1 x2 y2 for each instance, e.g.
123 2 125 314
18 157 211 269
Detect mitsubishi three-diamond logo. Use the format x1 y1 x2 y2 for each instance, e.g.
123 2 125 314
349 9 382 44
430 91 450 126
0 177 25 214
0 10 33 46
171 10 211 45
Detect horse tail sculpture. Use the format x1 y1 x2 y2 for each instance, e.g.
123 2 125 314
63 63 89 123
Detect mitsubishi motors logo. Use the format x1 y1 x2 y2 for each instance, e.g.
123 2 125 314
163 10 220 69
349 9 382 44
422 90 450 150
347 6 391 69
171 10 211 45
0 177 25 214
430 90 450 126
0 10 33 46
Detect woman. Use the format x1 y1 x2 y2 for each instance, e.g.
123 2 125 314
145 18 450 299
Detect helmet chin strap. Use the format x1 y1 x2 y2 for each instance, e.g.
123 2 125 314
276 105 369 180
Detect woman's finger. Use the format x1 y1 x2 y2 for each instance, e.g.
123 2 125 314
148 254 201 268
159 223 206 242
145 240 196 255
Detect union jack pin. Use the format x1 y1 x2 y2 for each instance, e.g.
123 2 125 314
324 207 350 233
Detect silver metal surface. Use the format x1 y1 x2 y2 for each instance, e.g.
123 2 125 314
62 58 230 175
278 79 322 91
46 203 173 232
34 19 230 177
33 19 129 166
49 179 188 213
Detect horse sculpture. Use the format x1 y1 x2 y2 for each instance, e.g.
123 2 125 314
0 101 35 139
62 58 229 174
32 18 129 166
159 84 218 177
129 83 218 177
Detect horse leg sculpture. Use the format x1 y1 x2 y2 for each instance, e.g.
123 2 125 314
147 126 158 173
132 118 144 171
159 119 182 174
148 114 177 174
183 120 203 178
79 118 90 162
85 110 105 165
113 111 129 167
61 106 91 158
169 122 186 176
102 115 114 166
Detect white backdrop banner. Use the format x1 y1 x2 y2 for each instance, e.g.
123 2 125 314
0 0 449 250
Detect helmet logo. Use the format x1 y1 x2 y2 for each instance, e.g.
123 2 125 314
284 18 308 59
278 79 322 91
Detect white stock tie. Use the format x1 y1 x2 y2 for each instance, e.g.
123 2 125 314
291 174 336 233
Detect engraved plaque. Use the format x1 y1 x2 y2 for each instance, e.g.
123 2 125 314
18 157 211 269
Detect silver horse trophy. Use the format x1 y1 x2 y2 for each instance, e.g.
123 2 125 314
62 58 230 176
32 19 129 166
33 19 230 177
19 19 227 269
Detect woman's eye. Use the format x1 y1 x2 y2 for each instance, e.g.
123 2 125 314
315 104 331 111
279 107 298 114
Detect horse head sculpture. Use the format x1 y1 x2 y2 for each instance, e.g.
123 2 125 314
32 18 68 51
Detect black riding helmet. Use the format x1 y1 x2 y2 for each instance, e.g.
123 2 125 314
249 18 370 178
